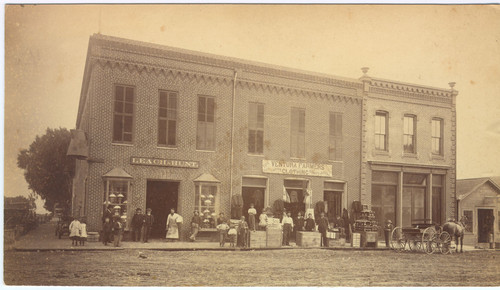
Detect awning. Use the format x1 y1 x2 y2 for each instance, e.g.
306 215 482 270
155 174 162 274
193 173 220 183
102 167 132 179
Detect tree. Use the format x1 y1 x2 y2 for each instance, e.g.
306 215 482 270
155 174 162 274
17 128 75 212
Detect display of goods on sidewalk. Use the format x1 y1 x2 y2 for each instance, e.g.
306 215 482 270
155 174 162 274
296 231 321 247
249 231 266 248
354 209 379 232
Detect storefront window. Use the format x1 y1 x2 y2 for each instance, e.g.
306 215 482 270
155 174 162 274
432 175 443 225
403 173 427 226
194 183 219 228
103 179 130 228
372 171 397 236
284 179 308 219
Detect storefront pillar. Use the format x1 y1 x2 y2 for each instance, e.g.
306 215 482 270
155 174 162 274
427 174 433 223
397 171 403 228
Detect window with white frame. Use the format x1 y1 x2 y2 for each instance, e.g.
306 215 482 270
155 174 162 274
158 90 177 147
197 95 215 150
375 111 388 151
291 108 305 158
431 118 443 155
248 102 264 154
194 183 219 228
113 85 134 143
403 115 416 153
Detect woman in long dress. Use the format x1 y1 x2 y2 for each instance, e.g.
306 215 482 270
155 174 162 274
166 208 180 241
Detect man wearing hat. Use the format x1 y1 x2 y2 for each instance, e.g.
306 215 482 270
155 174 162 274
131 208 144 242
141 208 154 243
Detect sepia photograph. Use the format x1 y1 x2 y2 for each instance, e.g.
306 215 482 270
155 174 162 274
3 3 500 287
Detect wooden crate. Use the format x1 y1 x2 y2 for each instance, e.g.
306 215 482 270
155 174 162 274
328 238 346 247
266 228 282 248
249 231 267 248
351 233 361 248
87 232 99 242
296 231 321 247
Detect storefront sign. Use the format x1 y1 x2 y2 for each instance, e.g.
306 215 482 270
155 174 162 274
262 160 332 177
130 157 199 169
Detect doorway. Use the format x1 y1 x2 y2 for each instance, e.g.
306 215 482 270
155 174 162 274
477 208 494 243
146 180 179 239
242 187 265 222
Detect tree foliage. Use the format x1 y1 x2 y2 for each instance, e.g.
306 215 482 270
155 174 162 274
17 128 75 211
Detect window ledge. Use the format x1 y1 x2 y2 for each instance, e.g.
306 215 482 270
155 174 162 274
402 152 418 159
196 149 216 153
247 153 264 157
372 150 390 157
328 160 344 163
112 143 134 147
290 157 307 161
431 154 445 161
157 146 178 150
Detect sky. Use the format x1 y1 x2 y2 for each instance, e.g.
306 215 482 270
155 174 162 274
4 4 500 210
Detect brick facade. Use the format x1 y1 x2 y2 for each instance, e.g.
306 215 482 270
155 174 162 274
71 34 457 237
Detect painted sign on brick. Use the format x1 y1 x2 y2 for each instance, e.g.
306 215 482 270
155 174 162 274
262 160 332 177
130 157 199 169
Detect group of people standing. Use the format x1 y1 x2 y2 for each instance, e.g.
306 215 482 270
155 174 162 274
131 208 155 243
69 217 88 246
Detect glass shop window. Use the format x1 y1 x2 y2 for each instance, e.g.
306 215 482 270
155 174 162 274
103 179 130 228
194 183 219 229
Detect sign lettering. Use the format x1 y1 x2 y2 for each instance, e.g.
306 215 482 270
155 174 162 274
130 157 199 169
262 160 332 177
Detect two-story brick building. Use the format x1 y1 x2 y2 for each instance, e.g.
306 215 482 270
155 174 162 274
68 34 457 239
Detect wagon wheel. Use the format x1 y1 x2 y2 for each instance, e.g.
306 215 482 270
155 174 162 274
439 231 451 255
390 227 404 252
413 240 424 252
422 227 437 254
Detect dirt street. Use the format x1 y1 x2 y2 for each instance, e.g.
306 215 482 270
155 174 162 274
4 249 499 286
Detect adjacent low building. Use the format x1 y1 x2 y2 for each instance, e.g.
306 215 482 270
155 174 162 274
457 177 500 247
69 34 458 239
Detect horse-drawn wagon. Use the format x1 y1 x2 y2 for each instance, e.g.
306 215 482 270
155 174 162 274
390 220 452 254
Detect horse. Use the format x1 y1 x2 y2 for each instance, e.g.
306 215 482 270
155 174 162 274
442 220 465 253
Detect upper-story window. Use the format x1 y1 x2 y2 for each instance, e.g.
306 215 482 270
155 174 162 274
375 111 388 151
291 108 305 158
431 118 443 155
329 112 343 161
113 85 134 143
158 90 178 147
403 115 416 153
248 102 264 154
197 95 215 151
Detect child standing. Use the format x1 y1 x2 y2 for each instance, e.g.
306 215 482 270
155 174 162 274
228 224 237 247
216 220 229 247
258 209 268 231
69 217 81 246
238 216 249 248
79 217 88 246
112 215 123 247
305 213 316 231
102 217 112 246
248 204 257 231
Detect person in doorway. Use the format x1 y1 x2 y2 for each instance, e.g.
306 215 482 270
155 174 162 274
294 211 305 241
189 210 202 242
112 215 123 247
217 220 229 247
166 208 181 242
258 209 268 231
282 212 294 246
141 208 154 243
131 208 144 242
305 213 316 231
79 217 88 246
102 217 112 246
238 216 249 248
69 217 81 246
318 212 329 247
248 203 257 231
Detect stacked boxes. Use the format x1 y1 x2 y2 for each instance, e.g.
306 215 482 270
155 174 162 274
296 231 321 247
266 228 282 248
249 231 267 248
351 232 361 248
